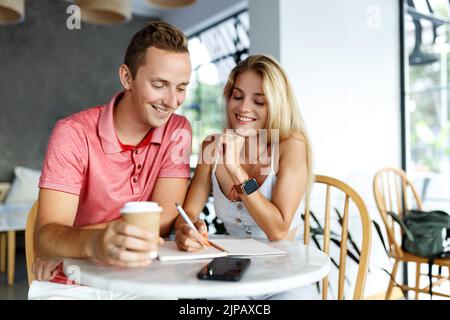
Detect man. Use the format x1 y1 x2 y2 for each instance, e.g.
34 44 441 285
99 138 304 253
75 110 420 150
29 21 193 299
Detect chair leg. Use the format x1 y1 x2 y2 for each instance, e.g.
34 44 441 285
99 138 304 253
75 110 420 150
0 232 5 273
7 231 15 286
386 259 400 300
415 263 420 300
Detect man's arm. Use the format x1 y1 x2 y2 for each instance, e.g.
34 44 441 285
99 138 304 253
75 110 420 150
35 189 158 273
150 177 189 237
35 189 94 259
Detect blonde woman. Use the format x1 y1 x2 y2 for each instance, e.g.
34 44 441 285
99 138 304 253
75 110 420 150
174 55 316 299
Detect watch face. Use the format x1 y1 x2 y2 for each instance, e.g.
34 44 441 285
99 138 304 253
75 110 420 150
243 179 259 194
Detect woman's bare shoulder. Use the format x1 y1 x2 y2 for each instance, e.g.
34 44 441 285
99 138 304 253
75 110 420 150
279 132 307 153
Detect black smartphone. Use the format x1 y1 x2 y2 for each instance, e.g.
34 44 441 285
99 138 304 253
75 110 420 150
197 257 251 281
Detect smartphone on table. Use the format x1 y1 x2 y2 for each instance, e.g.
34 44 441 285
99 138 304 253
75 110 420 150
197 257 251 281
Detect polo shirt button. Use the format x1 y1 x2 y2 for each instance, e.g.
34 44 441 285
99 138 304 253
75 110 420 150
137 164 142 170
236 218 242 224
236 203 243 210
133 177 138 183
135 149 139 154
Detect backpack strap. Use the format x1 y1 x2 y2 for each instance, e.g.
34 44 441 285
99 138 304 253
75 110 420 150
425 250 450 299
428 258 434 299
386 211 415 241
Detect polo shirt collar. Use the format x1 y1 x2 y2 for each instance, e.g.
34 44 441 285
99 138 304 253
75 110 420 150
99 92 166 154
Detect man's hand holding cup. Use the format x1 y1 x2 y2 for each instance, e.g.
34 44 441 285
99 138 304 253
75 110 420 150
92 201 163 267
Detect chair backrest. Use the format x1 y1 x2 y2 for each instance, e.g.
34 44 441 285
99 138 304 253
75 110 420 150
25 201 38 285
304 175 372 300
373 167 423 258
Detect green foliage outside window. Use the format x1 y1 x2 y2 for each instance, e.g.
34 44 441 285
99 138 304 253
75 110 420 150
180 81 227 156
407 0 450 173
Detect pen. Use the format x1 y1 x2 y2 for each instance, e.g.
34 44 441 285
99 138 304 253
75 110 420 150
207 239 227 253
174 202 209 249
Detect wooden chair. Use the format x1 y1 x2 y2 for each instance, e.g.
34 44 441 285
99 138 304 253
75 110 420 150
0 183 10 281
373 167 450 299
25 201 38 285
304 175 372 300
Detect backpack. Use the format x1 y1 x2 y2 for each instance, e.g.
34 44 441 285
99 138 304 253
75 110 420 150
386 209 450 298
402 210 450 258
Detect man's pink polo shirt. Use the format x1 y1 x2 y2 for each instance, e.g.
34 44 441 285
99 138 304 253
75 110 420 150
39 92 192 227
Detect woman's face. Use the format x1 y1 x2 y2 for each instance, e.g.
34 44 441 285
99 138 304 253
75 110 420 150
227 70 268 137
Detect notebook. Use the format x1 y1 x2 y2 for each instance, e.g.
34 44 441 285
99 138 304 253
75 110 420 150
157 238 286 262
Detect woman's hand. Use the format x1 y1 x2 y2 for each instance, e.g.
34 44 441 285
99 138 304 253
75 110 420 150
32 256 62 281
175 220 209 252
218 131 246 175
90 220 163 268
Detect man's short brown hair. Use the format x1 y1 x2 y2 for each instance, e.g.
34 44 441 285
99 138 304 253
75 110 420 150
124 20 189 78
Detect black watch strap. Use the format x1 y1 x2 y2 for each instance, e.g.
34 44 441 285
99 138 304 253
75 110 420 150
234 178 259 195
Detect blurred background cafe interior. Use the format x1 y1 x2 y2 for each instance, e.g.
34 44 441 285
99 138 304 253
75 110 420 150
0 0 449 300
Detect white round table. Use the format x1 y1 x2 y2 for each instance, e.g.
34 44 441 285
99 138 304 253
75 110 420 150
0 203 32 232
63 240 330 299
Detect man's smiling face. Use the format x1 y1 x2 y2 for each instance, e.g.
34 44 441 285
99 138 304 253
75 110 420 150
129 46 191 128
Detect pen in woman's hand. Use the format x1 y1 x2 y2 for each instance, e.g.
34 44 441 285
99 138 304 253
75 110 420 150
174 202 209 249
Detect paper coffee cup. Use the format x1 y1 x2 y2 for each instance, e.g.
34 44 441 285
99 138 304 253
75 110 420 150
120 201 162 258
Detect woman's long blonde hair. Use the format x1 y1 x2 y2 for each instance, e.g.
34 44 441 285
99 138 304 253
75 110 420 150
223 54 314 193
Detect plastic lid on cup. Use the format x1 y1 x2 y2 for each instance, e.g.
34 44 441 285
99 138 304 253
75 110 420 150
120 201 162 214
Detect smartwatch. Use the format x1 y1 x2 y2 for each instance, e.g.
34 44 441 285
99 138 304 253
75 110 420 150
234 178 259 195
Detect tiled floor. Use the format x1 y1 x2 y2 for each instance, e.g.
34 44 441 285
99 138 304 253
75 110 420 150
0 250 29 300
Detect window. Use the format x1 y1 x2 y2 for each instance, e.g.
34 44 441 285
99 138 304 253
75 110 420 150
177 10 249 165
404 0 450 209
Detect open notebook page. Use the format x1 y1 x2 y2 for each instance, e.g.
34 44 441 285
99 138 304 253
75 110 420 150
158 241 227 261
157 239 285 262
210 239 286 256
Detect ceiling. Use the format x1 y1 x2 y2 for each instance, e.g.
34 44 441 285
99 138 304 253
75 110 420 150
60 0 247 35
61 0 194 18
130 0 168 17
